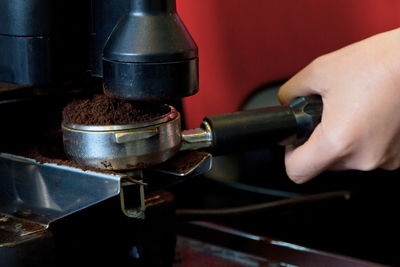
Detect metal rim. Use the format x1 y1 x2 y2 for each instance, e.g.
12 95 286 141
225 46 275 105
63 105 177 132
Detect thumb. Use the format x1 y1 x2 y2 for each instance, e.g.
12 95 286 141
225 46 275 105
284 124 337 183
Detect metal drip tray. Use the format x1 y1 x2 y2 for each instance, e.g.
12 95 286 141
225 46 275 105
0 153 122 228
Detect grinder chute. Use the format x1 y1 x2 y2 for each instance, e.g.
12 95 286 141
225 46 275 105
102 0 199 101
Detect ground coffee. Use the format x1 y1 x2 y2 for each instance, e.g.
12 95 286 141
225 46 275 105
62 94 170 125
23 149 117 174
15 138 118 174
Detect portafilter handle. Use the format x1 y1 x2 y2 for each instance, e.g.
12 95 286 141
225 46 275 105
181 95 323 155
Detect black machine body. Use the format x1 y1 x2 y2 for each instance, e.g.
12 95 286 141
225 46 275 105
0 0 198 101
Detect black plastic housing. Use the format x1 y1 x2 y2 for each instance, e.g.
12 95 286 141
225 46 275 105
90 0 130 77
0 0 89 85
102 0 199 101
0 0 198 101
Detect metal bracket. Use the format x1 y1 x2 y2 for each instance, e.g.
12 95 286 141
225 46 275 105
119 152 213 219
181 121 213 151
120 173 148 219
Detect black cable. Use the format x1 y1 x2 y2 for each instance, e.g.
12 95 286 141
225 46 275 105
176 191 351 217
207 178 302 198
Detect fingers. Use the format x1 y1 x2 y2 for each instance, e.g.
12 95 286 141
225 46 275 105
279 57 332 182
284 124 339 183
279 57 327 105
279 77 317 105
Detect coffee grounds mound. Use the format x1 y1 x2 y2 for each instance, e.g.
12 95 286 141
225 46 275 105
62 94 171 125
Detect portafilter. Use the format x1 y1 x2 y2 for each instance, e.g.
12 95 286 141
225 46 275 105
62 96 322 170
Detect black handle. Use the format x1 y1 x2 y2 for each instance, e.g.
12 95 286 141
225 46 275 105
203 96 322 155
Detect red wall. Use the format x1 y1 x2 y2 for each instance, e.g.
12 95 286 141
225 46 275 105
177 0 400 128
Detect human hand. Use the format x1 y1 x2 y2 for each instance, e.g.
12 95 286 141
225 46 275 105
279 28 400 183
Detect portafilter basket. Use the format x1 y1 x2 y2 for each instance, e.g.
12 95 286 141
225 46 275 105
62 105 181 170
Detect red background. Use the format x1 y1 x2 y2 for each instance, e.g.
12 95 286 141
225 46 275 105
176 0 400 128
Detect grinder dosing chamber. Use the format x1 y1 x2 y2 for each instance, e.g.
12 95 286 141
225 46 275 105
102 0 199 101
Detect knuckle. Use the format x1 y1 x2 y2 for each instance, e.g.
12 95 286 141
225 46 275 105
353 151 386 171
335 139 353 158
325 130 354 159
380 159 400 171
277 89 287 105
311 55 326 66
309 55 329 71
381 164 398 171
356 159 380 171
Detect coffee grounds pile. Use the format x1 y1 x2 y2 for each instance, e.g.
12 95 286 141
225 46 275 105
62 94 170 125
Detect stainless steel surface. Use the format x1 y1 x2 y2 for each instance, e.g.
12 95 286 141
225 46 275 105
177 222 387 267
62 106 181 170
181 121 213 151
151 151 213 177
0 150 213 224
0 213 47 238
0 153 122 227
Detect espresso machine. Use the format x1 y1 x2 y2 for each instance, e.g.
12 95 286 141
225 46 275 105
0 0 398 266
0 0 195 265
